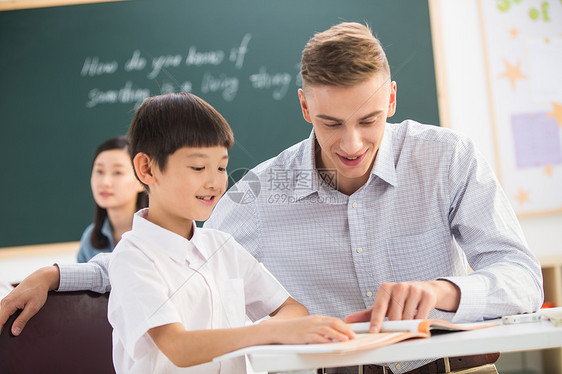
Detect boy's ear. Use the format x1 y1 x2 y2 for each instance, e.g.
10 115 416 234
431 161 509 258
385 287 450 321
133 152 156 186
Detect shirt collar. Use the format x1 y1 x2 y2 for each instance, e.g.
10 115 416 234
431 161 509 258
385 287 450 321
291 130 321 201
130 208 208 265
371 124 398 187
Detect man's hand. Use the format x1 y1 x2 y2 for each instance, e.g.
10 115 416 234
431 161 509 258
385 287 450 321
0 265 60 336
344 280 460 333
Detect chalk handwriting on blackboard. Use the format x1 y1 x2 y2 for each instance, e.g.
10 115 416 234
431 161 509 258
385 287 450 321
86 81 150 108
80 33 298 107
81 57 118 77
185 47 225 68
201 72 239 102
228 33 251 69
148 54 182 79
249 67 292 100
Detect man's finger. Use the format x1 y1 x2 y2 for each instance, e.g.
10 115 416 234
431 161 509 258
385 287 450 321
402 288 422 320
415 295 434 320
370 284 393 332
386 284 407 321
10 305 38 336
0 302 19 335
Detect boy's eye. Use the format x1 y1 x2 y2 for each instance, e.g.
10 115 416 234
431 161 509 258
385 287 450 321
323 122 341 127
218 167 226 172
191 167 204 171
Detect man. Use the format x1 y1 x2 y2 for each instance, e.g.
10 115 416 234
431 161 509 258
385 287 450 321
1 23 542 374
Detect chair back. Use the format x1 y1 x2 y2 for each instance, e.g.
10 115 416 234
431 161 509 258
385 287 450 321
0 290 114 374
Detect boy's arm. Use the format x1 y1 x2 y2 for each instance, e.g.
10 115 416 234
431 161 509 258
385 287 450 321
268 296 309 319
148 313 355 368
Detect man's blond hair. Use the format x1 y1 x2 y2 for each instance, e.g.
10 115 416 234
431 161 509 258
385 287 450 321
300 22 390 88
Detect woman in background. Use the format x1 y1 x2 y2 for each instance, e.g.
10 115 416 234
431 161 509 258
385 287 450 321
77 136 147 262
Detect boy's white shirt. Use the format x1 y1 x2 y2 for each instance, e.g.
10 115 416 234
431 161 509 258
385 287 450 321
107 208 290 374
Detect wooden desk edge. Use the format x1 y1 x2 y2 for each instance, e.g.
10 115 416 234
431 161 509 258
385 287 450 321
0 242 79 259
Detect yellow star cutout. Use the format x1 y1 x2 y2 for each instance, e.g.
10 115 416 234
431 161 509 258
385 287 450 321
509 28 519 38
515 189 530 205
498 59 527 90
547 102 562 127
544 165 553 176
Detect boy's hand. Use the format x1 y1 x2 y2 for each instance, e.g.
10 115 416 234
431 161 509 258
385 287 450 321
262 315 355 344
0 266 60 336
344 280 460 333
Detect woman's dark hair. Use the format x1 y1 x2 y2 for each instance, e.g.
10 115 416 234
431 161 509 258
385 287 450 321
90 136 149 249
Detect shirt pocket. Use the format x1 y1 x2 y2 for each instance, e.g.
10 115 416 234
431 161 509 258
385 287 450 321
218 278 246 328
386 228 453 282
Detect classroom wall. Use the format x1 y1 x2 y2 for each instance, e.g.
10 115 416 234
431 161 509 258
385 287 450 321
436 0 562 259
435 1 558 370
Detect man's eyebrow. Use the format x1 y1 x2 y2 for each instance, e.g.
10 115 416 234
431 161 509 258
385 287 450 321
316 114 343 122
316 110 383 122
359 110 383 121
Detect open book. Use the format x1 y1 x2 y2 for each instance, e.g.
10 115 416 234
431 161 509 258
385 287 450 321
214 319 498 362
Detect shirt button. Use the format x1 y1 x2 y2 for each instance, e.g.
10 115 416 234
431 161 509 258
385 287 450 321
356 247 363 253
395 364 401 370
366 291 373 297
352 202 358 208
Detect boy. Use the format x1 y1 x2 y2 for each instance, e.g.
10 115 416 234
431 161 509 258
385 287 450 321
108 92 354 373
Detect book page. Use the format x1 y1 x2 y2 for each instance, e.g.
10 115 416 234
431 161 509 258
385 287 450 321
214 332 425 362
214 320 498 363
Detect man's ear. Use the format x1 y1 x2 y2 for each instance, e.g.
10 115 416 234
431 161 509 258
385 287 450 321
133 152 156 186
298 88 313 123
386 81 397 118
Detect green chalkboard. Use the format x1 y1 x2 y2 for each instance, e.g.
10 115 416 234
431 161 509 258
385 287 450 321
0 0 438 247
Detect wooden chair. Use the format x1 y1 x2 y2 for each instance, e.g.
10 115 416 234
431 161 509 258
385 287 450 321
0 290 114 374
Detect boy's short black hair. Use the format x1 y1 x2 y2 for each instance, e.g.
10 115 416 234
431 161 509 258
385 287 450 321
128 92 234 183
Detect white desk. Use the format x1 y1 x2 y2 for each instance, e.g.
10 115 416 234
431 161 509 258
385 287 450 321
244 320 562 373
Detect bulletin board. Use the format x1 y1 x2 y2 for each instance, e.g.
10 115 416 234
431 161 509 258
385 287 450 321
478 0 562 216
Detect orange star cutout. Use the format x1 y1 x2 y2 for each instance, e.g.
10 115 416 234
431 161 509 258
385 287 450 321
544 165 553 176
509 28 519 38
498 60 527 90
547 102 562 127
515 189 530 205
